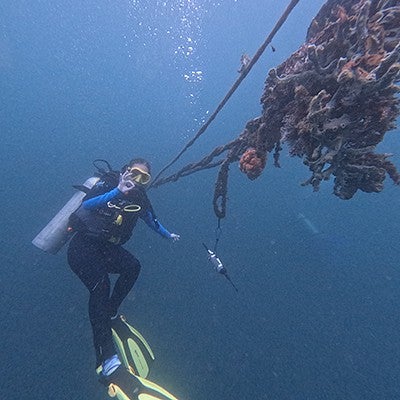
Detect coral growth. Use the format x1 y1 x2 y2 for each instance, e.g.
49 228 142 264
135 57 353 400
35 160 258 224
239 0 400 199
239 148 266 180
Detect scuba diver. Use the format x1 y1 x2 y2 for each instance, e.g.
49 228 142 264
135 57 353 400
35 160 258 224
66 158 180 398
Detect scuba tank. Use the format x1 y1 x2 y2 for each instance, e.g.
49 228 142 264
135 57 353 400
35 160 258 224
32 160 116 254
32 176 100 254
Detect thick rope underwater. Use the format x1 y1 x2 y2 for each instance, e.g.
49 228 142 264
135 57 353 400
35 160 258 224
151 0 301 188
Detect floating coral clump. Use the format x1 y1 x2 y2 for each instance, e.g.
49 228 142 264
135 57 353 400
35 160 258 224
239 148 266 180
239 0 400 199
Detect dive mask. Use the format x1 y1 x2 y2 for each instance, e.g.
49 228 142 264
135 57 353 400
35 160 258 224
127 166 151 185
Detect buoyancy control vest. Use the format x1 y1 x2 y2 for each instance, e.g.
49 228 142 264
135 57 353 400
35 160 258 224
69 173 153 245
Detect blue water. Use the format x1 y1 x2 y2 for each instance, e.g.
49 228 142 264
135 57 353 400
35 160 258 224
1 1 400 399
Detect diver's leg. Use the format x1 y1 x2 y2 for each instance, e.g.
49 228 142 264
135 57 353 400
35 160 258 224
67 234 116 366
108 247 141 317
88 274 116 362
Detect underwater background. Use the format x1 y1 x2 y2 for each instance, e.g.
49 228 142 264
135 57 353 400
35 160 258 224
1 0 399 399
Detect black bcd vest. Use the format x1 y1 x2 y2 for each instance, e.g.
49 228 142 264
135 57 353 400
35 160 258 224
69 172 153 245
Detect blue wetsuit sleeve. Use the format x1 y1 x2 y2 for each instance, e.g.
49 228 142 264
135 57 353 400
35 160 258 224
82 187 121 210
142 210 172 239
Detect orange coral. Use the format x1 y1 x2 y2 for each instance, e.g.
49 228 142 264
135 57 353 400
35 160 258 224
336 5 348 23
239 148 266 180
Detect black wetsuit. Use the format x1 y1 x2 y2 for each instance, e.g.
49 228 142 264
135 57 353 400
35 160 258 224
67 176 171 366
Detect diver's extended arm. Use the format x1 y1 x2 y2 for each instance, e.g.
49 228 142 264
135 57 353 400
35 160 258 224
142 210 179 240
82 187 121 209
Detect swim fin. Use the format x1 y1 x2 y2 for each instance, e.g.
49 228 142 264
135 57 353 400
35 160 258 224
111 315 155 379
104 365 179 400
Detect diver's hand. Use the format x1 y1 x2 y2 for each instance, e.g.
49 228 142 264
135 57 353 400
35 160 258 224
118 171 135 194
170 233 180 242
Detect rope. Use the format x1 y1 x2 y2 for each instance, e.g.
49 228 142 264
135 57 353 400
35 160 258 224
151 137 241 187
213 159 230 219
213 218 222 254
151 0 301 187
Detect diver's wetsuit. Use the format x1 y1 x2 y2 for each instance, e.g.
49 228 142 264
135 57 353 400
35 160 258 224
67 176 171 366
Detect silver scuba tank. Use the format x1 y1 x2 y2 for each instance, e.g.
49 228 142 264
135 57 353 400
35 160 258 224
32 176 100 254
